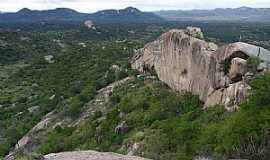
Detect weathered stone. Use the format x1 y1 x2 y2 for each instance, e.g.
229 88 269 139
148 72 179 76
84 20 94 29
110 64 121 71
127 142 142 156
28 106 40 113
119 112 125 119
257 62 267 72
115 121 129 134
228 58 247 82
78 42 87 48
208 42 218 51
49 94 56 100
131 27 270 109
31 83 39 87
43 150 149 160
186 26 204 39
44 55 54 64
194 156 212 160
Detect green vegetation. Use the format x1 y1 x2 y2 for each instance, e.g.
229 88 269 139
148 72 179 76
0 23 166 158
247 57 261 73
28 72 270 160
0 42 134 157
1 21 270 160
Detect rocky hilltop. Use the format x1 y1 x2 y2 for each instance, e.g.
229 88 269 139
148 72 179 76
131 27 270 110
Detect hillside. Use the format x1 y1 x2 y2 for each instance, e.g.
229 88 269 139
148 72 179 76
0 7 164 24
155 6 270 22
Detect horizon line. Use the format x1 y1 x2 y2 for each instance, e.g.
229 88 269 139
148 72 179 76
1 5 270 14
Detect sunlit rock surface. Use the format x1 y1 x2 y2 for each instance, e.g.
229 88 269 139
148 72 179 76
44 150 149 160
131 27 270 110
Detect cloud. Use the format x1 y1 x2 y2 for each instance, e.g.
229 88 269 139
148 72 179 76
0 0 270 12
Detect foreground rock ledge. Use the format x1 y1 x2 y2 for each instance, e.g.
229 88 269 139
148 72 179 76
131 27 270 110
44 150 149 160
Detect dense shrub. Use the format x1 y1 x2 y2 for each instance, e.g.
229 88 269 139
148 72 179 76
247 57 261 73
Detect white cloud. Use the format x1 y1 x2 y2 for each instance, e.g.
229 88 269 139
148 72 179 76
0 0 270 12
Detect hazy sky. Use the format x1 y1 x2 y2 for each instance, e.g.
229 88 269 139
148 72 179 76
1 0 270 12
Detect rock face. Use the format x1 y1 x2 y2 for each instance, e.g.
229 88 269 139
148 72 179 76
43 150 149 160
131 27 270 110
228 58 247 82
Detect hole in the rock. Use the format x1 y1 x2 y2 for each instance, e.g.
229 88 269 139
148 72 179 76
222 51 249 74
230 51 249 60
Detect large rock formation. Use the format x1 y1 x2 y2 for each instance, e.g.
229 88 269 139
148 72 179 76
131 27 270 110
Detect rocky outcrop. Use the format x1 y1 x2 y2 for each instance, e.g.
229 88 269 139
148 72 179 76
44 55 55 64
4 111 58 160
84 20 96 30
131 27 270 110
186 26 204 39
44 150 149 160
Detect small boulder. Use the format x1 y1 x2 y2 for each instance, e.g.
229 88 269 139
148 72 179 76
208 42 218 51
186 26 204 39
44 55 54 64
243 72 254 83
84 20 94 29
118 112 125 119
257 62 267 72
78 42 86 48
28 106 40 113
49 94 56 100
31 83 39 87
110 65 121 72
115 121 129 134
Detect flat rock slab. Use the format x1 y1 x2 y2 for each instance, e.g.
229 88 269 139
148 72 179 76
44 150 150 160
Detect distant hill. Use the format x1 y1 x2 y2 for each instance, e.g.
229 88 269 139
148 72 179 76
155 6 270 22
90 7 163 23
0 8 86 22
0 7 164 24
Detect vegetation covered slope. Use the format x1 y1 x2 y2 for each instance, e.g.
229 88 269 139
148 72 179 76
0 21 270 160
12 73 270 160
0 23 166 158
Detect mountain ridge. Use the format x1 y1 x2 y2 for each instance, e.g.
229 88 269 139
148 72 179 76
0 7 164 24
155 6 270 22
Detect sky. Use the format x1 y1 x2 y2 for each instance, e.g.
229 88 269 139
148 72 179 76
0 0 270 13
